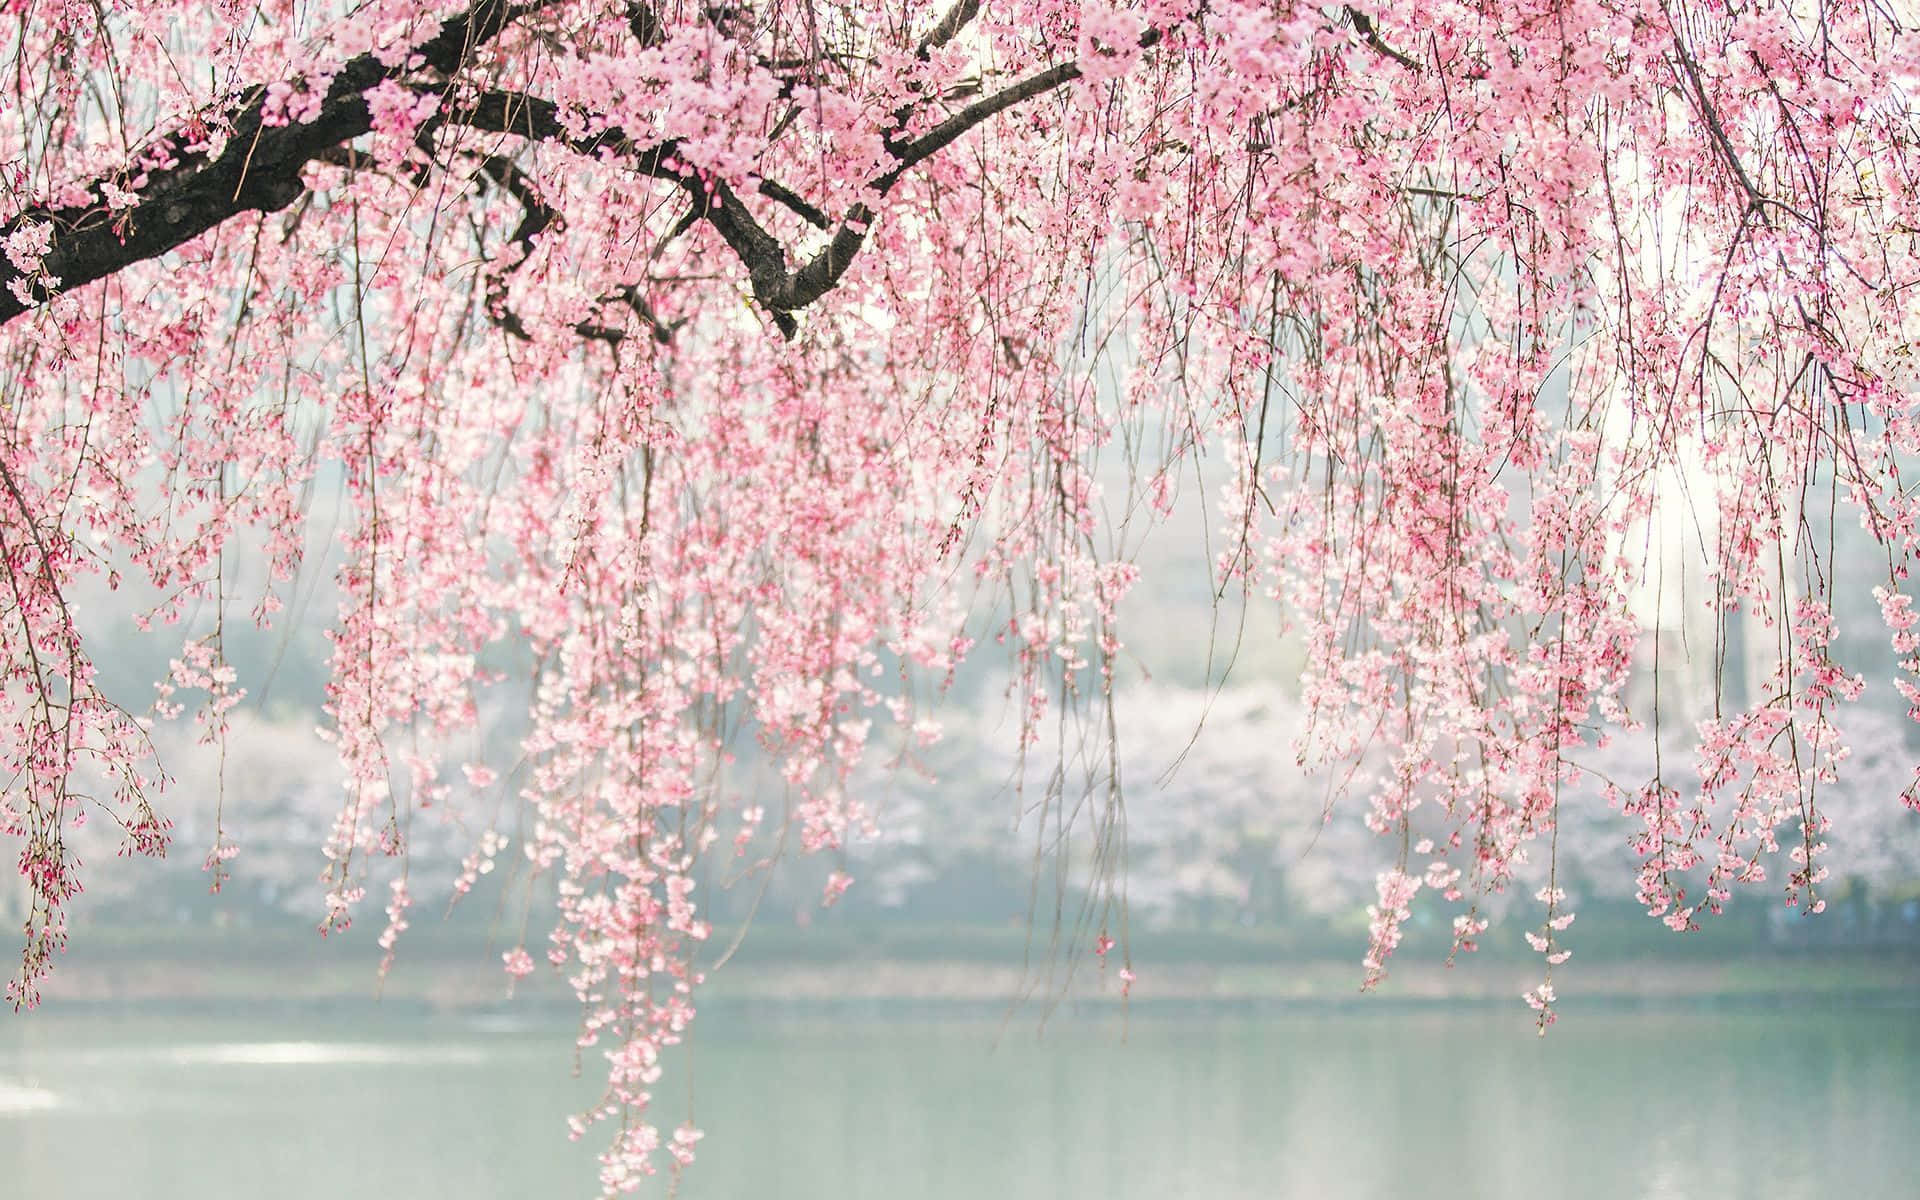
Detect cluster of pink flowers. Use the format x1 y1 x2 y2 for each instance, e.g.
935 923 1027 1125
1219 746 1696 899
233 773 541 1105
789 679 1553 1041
261 71 335 127
1362 869 1420 989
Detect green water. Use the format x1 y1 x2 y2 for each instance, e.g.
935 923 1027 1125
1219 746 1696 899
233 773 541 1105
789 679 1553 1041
2 1006 1914 1198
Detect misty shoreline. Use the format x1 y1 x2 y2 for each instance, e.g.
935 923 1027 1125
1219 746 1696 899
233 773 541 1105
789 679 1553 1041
27 949 1920 1022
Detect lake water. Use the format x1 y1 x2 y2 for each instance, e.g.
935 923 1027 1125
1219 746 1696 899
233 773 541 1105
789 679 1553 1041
2 1005 1914 1198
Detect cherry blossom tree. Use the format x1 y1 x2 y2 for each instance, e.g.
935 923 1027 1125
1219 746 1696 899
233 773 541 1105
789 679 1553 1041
6 0 1920 1188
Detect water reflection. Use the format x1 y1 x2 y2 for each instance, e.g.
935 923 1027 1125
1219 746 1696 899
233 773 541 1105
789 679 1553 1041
1 1008 1912 1199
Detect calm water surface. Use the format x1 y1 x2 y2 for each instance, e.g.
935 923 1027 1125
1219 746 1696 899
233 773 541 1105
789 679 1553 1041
2 1006 1913 1198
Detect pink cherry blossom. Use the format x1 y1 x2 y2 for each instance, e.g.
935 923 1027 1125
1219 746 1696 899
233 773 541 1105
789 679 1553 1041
2 0 1919 1183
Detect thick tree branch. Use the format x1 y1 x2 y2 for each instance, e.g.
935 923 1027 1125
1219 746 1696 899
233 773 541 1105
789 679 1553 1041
772 31 1167 316
1 3 1167 339
881 61 1075 185
438 88 799 329
625 1 664 47
0 0 536 327
440 88 787 287
918 0 982 58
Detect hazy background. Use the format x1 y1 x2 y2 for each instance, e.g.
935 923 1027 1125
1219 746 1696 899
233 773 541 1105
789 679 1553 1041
15 444 1920 994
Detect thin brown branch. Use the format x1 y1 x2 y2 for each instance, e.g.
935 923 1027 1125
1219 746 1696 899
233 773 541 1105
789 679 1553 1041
757 178 831 229
1346 8 1422 73
882 31 1161 185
